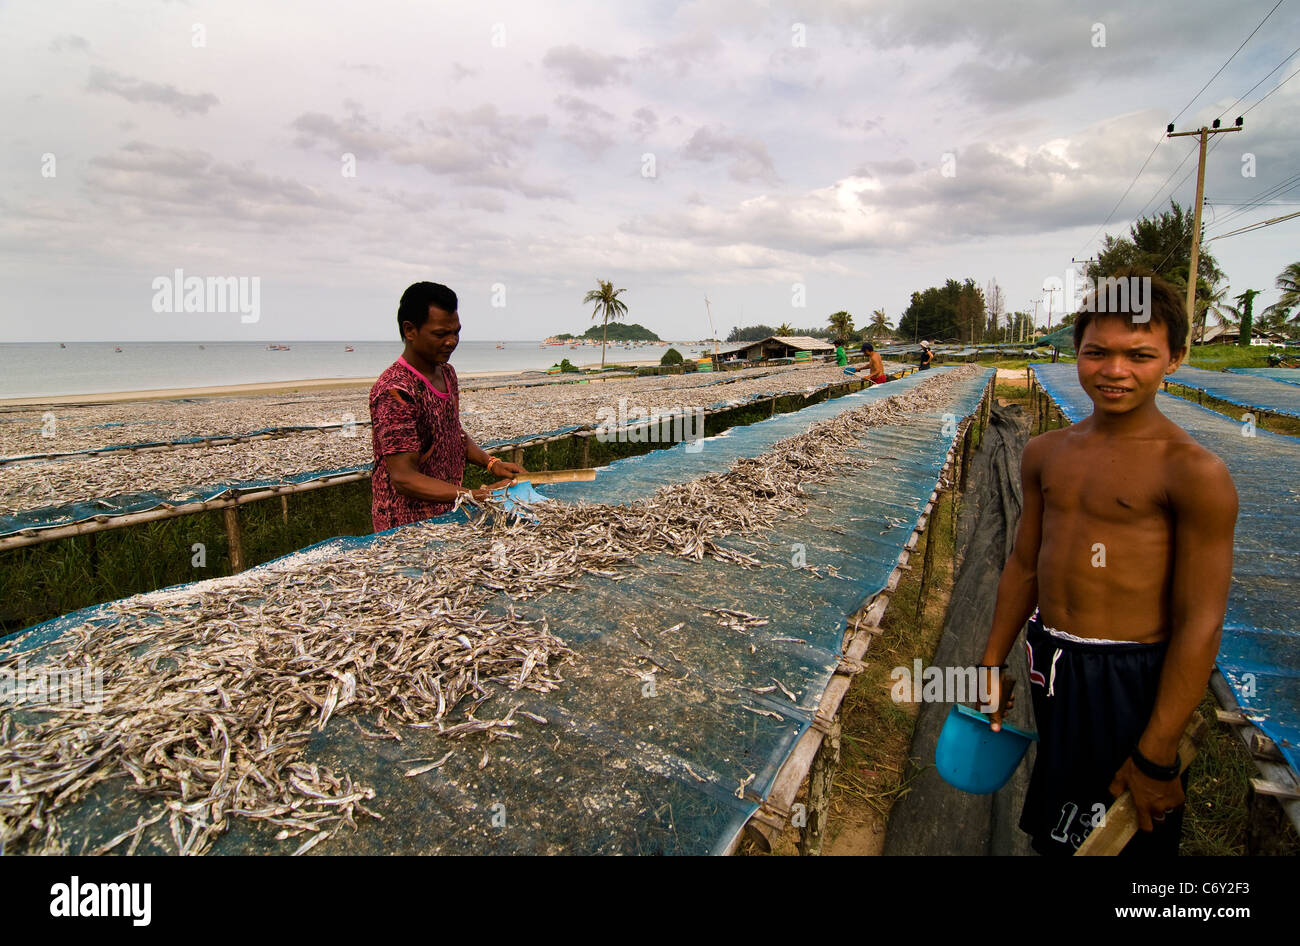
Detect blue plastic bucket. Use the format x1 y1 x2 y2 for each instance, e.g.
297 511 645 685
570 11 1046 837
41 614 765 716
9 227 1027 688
935 704 1038 795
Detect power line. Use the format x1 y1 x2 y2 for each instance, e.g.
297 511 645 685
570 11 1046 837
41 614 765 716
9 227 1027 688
1216 42 1300 119
1170 0 1285 125
1242 62 1300 116
1075 0 1284 258
1204 172 1300 232
1207 208 1300 241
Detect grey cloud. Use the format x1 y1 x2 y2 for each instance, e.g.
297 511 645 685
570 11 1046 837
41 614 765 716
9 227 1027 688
450 62 478 81
555 95 615 123
86 68 219 116
637 31 721 78
291 109 395 159
630 107 658 137
555 97 616 158
50 34 90 54
292 103 566 196
857 157 917 177
681 125 779 184
542 45 627 88
460 192 507 213
84 142 359 226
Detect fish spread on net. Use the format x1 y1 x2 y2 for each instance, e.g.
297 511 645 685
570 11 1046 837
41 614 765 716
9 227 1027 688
0 362 902 518
0 366 979 855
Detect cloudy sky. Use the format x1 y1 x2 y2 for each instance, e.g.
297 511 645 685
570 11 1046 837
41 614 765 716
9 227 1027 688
2 0 1298 342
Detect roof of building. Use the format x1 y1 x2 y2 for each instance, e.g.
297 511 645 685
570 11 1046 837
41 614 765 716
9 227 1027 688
717 335 836 356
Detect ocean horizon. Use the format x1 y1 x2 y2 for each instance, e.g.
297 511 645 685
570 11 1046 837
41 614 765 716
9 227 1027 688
0 340 718 399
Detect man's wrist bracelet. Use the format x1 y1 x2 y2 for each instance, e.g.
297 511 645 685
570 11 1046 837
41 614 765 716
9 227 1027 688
486 456 501 474
1131 745 1181 780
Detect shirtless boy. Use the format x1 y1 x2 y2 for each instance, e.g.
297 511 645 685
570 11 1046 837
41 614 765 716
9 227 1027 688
861 342 887 385
978 271 1238 855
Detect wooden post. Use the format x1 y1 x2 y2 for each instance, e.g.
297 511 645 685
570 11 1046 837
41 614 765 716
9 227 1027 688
511 445 524 467
770 396 777 417
280 495 289 525
542 440 551 471
915 495 940 625
223 505 245 573
798 715 841 856
959 423 974 493
580 433 591 468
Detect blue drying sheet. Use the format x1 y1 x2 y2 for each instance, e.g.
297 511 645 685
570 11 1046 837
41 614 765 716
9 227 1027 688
6 369 993 855
1166 365 1300 419
1031 363 1300 776
1226 367 1300 387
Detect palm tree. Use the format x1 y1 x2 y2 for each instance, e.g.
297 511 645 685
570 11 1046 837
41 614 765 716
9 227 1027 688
582 280 629 368
1263 261 1300 324
868 308 891 340
776 322 794 336
827 310 854 344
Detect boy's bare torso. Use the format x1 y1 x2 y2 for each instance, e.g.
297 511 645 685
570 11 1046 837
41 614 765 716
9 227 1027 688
1034 414 1207 644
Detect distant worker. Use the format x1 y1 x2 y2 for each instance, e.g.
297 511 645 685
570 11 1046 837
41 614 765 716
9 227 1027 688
835 343 847 366
861 342 887 385
369 282 527 532
919 340 933 370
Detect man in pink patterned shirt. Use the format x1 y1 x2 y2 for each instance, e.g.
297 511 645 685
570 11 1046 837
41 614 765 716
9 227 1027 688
369 282 526 532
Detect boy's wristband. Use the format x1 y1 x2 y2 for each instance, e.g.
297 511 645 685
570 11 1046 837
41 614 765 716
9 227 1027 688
486 456 501 474
1130 745 1181 781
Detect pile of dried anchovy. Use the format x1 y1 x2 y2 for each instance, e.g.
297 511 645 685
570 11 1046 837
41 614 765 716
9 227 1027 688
0 362 891 518
0 366 978 855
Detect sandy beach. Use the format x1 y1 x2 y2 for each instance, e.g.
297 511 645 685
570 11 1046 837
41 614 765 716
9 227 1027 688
0 359 672 408
0 370 523 408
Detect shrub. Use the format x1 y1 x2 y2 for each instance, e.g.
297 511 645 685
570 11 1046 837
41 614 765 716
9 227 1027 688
660 347 684 366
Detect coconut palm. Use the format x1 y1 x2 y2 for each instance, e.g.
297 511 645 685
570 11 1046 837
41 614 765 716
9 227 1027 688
776 322 794 336
868 308 892 340
827 310 854 344
583 279 629 368
1263 261 1300 323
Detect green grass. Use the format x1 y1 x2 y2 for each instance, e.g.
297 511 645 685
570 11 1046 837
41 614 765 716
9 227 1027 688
1161 382 1300 437
1186 346 1277 370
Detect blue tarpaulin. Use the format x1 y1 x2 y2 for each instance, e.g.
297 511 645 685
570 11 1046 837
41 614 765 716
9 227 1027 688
5 368 993 855
1227 367 1300 387
1166 365 1300 419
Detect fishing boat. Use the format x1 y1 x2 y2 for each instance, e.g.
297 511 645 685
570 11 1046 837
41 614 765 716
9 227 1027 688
496 342 505 349
59 343 66 348
114 346 122 352
345 346 354 352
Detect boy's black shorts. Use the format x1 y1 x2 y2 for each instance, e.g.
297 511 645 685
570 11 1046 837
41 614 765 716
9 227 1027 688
1019 612 1187 856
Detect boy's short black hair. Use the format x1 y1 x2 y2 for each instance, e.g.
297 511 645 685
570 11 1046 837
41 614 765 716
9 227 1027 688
1072 268 1187 358
861 342 874 352
397 282 458 340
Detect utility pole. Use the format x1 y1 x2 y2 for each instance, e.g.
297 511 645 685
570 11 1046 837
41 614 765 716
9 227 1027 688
1044 285 1060 333
1167 118 1243 353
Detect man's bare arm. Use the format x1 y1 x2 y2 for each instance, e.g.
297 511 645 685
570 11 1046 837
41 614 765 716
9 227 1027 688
1109 448 1237 832
383 452 473 503
1140 450 1238 764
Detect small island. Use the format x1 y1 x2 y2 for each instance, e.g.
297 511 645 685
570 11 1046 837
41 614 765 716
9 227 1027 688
548 322 662 343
